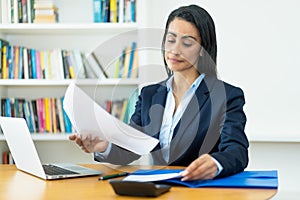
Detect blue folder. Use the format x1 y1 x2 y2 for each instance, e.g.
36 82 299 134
131 169 278 189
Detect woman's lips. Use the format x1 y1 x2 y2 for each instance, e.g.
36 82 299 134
168 57 183 63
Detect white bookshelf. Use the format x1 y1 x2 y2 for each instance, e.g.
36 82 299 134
0 0 143 164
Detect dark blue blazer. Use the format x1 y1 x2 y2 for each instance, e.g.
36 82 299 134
95 75 249 177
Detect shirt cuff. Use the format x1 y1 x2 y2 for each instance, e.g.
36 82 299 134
94 142 112 159
211 157 223 176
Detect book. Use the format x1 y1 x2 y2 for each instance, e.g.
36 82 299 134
122 45 131 78
72 50 86 79
1 0 9 23
91 52 109 78
110 0 117 23
30 48 37 78
93 0 102 23
124 169 278 189
18 46 23 78
0 39 9 78
56 97 65 133
130 45 138 78
84 53 106 79
127 41 136 78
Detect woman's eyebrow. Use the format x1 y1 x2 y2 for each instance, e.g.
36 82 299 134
167 31 197 41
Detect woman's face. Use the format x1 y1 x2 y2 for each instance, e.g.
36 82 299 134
164 18 202 73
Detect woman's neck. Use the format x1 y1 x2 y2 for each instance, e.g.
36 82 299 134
172 71 199 94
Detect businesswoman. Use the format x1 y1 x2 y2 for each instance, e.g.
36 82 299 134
69 4 249 181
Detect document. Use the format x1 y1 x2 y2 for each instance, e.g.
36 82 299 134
63 82 159 155
124 171 183 182
123 169 278 189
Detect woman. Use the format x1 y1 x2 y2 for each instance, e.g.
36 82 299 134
69 4 249 181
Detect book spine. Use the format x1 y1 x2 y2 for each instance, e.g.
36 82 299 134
8 45 13 79
30 49 37 78
18 46 23 78
35 50 41 79
127 41 136 78
93 0 102 23
1 0 9 23
44 98 51 132
56 97 65 133
61 97 72 133
1 45 8 79
51 98 57 133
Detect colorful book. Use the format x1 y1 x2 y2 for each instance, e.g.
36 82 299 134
23 47 29 79
56 97 65 133
61 97 72 133
13 46 19 79
127 42 136 78
122 45 131 78
0 39 9 78
31 49 37 78
18 46 23 78
93 0 102 22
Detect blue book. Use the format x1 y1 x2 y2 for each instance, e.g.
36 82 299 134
93 0 102 23
127 42 136 78
8 45 14 79
61 97 72 133
129 169 278 189
5 98 11 117
31 49 37 79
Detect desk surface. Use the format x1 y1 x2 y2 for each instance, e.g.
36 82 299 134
0 164 277 200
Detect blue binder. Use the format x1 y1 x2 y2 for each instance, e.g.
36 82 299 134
131 169 278 189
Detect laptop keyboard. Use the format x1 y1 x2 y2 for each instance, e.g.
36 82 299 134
43 164 79 175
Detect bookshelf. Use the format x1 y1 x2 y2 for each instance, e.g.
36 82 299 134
0 0 142 164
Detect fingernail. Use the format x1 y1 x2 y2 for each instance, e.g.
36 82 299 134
181 177 188 182
180 170 188 176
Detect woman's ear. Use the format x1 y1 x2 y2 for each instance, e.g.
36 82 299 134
199 46 204 56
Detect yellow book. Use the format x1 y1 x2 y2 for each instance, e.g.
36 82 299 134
110 0 117 23
44 98 51 132
2 46 7 79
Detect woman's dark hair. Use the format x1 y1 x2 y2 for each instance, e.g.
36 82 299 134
162 5 217 77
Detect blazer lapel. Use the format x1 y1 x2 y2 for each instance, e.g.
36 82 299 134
147 82 167 139
169 76 217 162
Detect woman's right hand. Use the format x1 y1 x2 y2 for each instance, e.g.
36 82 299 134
69 133 109 153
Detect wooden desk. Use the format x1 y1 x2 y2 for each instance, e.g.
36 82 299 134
0 164 277 200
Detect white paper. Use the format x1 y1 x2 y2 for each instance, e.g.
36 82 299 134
63 82 159 155
123 173 182 182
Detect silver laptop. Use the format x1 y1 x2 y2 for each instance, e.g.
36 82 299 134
0 116 102 180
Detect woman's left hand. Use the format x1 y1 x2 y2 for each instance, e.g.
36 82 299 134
180 154 218 181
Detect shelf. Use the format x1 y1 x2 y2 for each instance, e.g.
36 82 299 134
0 133 70 141
0 78 140 86
248 132 300 143
0 23 138 35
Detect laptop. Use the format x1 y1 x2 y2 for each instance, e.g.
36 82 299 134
0 116 102 180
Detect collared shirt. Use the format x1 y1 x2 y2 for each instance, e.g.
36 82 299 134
159 74 205 162
159 73 223 176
